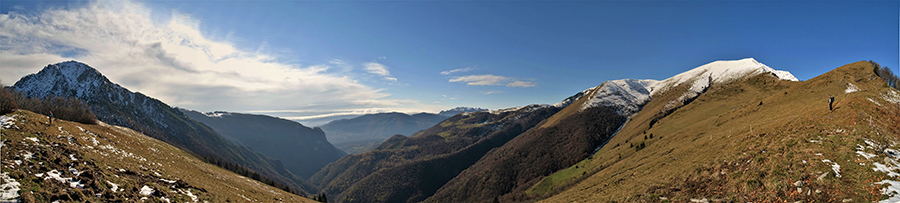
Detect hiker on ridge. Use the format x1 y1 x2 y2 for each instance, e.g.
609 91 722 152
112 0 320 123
49 110 53 126
828 95 835 111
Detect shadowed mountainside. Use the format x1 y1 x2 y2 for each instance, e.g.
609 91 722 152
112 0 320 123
310 105 559 203
180 109 346 179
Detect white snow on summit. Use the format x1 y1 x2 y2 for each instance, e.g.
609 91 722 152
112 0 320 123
580 79 659 116
651 58 797 97
12 61 108 99
574 58 796 117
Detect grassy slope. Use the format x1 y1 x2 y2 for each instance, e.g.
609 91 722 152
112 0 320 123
426 106 626 203
0 110 315 202
540 61 900 202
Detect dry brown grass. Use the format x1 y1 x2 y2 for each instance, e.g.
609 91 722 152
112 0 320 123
1 110 316 202
539 61 900 202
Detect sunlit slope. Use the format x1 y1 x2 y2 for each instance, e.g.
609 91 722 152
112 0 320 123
541 61 900 202
0 110 314 202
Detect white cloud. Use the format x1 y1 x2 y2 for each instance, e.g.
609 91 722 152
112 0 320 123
482 90 502 95
364 62 397 81
329 59 353 72
0 0 430 120
449 74 508 86
507 81 536 87
440 67 473 75
449 74 536 87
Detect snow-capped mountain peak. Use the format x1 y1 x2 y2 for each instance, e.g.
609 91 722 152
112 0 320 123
571 58 797 117
11 61 115 99
580 79 659 116
650 58 798 96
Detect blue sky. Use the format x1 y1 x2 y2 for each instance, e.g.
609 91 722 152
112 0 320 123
1 0 897 126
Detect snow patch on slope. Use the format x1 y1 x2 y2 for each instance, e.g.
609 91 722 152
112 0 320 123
0 114 17 129
0 172 20 201
203 111 231 118
845 83 860 93
883 89 900 104
140 185 155 196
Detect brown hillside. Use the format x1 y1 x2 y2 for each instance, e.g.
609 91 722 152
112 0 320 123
309 105 559 203
0 110 314 202
427 106 626 203
541 61 900 202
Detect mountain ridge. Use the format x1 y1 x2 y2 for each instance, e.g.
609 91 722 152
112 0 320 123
539 61 900 202
9 61 312 195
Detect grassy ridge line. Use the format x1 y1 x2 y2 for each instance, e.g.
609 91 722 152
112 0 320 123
0 110 315 202
540 61 900 202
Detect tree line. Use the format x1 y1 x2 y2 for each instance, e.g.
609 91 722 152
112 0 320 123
0 86 97 124
871 60 899 89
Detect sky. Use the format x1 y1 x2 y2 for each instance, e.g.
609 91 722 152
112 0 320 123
1 0 897 126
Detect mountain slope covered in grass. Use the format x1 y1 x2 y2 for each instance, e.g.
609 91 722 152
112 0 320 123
0 110 314 202
180 109 346 179
428 58 798 203
540 61 900 202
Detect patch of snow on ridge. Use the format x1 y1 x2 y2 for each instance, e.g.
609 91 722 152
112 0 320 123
0 114 16 129
203 111 230 118
580 79 659 116
106 180 120 192
0 172 21 201
845 83 860 93
490 104 549 114
883 89 900 104
140 185 155 196
553 86 598 108
822 159 842 178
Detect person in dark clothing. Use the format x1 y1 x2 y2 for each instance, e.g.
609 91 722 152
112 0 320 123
828 95 835 111
49 110 53 125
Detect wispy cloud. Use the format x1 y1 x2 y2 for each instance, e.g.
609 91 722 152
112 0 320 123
0 0 433 120
449 74 536 87
449 74 508 86
482 90 502 95
364 62 397 81
440 67 473 75
506 81 536 87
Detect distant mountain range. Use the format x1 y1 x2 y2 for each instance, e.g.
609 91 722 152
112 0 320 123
180 109 346 179
319 107 485 154
9 61 313 194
